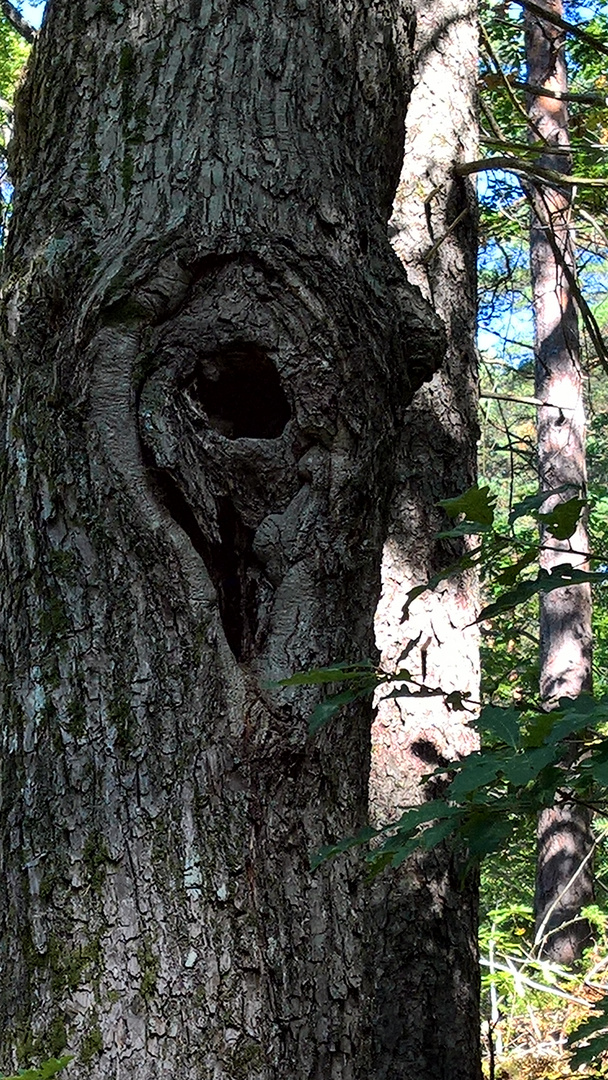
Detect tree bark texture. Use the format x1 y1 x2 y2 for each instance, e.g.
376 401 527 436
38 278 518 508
525 0 594 965
369 0 482 1076
0 2 444 1076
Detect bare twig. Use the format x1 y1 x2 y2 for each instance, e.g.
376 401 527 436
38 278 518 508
457 156 608 189
510 0 608 57
421 208 469 264
479 957 590 1005
481 391 545 407
480 22 546 143
521 180 608 374
487 1021 496 1080
534 832 602 953
511 80 607 106
0 0 36 42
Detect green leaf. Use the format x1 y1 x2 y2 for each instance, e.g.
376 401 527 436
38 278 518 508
589 759 608 788
544 694 599 744
538 496 586 540
439 485 496 525
445 690 472 711
447 751 506 800
401 547 483 620
308 683 376 734
478 563 608 622
508 486 570 525
524 711 557 748
276 660 376 688
395 634 422 663
480 705 522 749
477 576 543 621
494 547 537 587
437 521 494 538
500 745 556 785
462 812 516 858
381 684 442 701
310 826 378 869
583 743 608 788
392 799 461 832
391 816 461 866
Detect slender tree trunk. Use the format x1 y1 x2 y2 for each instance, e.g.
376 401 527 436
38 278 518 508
0 2 444 1076
525 0 594 965
369 0 482 1075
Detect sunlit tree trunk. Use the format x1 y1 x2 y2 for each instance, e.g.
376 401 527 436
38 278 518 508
525 0 594 965
369 0 482 1075
0 0 445 1074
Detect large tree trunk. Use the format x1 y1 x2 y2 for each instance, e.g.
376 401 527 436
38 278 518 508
525 0 594 965
0 2 444 1076
369 0 482 1076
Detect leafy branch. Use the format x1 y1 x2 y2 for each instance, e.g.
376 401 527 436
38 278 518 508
279 483 608 874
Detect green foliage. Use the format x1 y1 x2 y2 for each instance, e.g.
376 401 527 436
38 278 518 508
0 1057 72 1080
0 14 29 103
282 486 608 864
569 996 608 1069
282 482 608 1068
439 484 497 527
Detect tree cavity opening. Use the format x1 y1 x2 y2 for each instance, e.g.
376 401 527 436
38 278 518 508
187 344 291 440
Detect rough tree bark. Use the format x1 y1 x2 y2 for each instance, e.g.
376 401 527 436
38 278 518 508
0 1 445 1076
369 0 482 1076
525 0 594 965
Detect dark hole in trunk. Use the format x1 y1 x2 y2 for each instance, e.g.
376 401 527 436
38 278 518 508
143 461 260 662
187 344 290 439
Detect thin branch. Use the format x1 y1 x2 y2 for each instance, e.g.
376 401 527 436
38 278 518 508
421 208 469 264
0 0 36 42
479 956 590 1005
510 0 608 57
457 156 608 189
578 206 608 248
534 834 600 953
481 391 582 410
481 391 544 407
479 330 535 350
520 179 608 373
511 79 607 106
481 137 570 156
480 98 507 143
480 22 546 143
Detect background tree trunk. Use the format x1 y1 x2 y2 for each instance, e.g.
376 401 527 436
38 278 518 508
525 0 594 965
369 0 482 1076
0 1 444 1075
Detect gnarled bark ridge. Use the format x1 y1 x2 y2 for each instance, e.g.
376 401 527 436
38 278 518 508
0 0 444 1076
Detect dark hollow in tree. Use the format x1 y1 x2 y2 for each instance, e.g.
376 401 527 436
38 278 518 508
0 0 447 1076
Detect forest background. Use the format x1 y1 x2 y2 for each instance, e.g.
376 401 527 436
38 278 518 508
274 0 608 1071
0 0 608 1076
478 0 608 1070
